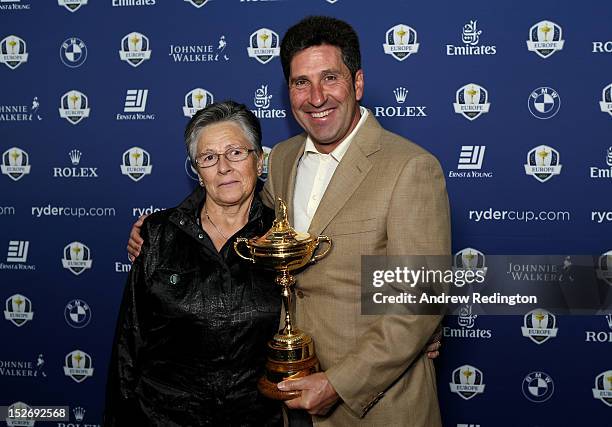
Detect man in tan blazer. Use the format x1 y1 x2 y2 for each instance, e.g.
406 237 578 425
261 16 451 427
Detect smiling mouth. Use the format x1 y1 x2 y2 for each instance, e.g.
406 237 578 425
310 109 332 118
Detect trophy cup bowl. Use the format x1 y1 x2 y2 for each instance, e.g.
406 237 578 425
234 198 331 400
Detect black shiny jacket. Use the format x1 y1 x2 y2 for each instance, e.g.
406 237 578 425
104 187 282 427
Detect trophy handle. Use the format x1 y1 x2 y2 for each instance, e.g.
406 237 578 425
234 238 255 263
310 235 332 264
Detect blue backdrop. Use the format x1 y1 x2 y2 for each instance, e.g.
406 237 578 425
1 1 611 426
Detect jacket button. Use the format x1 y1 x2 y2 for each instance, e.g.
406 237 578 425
296 290 304 298
169 274 179 285
198 233 204 239
179 219 185 225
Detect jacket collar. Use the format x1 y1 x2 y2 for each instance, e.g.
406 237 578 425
280 111 383 235
170 186 266 242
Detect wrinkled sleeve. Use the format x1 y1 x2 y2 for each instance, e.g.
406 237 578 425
104 223 152 426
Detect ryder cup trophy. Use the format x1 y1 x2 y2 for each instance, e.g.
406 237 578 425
234 198 332 400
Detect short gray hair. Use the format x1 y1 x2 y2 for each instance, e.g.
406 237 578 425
184 100 263 166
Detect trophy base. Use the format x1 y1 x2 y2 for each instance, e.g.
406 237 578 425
258 333 320 400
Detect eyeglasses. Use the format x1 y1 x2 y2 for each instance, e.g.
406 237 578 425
195 147 255 168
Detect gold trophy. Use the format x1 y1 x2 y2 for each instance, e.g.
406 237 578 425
234 198 331 400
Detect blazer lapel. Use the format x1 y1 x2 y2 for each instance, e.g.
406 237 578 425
280 135 305 225
308 113 382 236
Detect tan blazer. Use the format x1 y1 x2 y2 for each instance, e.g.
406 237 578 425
261 113 451 427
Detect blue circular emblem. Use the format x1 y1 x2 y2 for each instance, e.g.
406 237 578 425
522 371 554 402
185 156 199 181
528 87 560 119
64 299 92 328
60 37 88 68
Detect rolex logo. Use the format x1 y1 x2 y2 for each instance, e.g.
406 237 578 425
73 406 85 422
394 87 408 104
69 149 82 166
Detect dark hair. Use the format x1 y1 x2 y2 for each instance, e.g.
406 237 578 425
280 16 361 82
184 100 262 166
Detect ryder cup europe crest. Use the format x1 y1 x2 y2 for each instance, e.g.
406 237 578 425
524 145 562 183
7 402 35 426
383 24 419 61
453 248 488 284
58 0 88 13
4 294 34 327
184 0 210 7
521 308 558 344
59 90 90 125
183 88 214 118
64 350 94 383
527 20 564 59
62 242 93 276
597 251 612 285
121 147 153 182
450 364 486 400
592 370 612 407
599 83 612 117
247 28 280 64
0 35 28 70
2 147 31 181
119 32 152 67
454 84 490 121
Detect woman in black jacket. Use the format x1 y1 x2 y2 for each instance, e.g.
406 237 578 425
104 101 282 426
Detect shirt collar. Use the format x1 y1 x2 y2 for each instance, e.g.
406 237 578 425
303 106 369 162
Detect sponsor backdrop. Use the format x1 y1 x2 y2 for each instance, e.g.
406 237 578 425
0 0 610 426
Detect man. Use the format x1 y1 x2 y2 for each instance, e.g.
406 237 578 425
260 16 449 426
129 16 449 426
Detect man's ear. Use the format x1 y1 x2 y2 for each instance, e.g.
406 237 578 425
354 69 364 101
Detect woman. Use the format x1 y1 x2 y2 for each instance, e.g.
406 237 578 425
104 101 282 426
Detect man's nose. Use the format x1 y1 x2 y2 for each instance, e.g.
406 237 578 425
309 82 326 107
